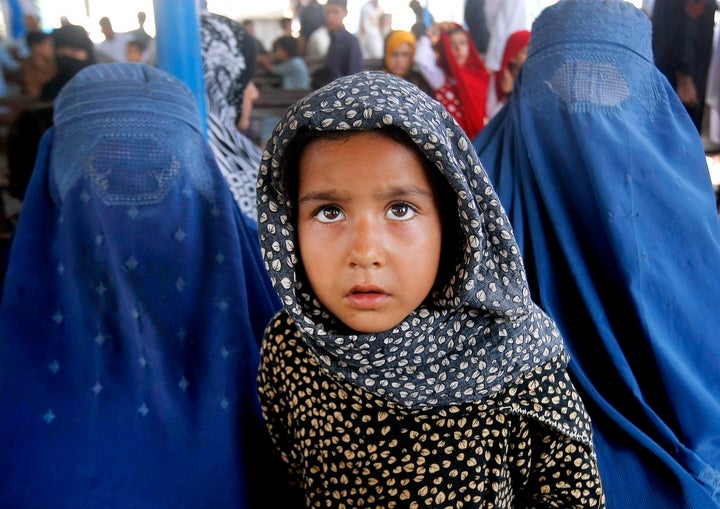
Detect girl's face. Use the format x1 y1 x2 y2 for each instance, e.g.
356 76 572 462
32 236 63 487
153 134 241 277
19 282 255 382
387 42 413 77
449 30 469 67
296 131 443 333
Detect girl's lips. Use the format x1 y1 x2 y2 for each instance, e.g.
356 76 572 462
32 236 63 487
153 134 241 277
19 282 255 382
346 288 389 309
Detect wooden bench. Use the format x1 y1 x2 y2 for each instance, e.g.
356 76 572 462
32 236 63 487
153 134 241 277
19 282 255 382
248 59 385 146
250 87 314 146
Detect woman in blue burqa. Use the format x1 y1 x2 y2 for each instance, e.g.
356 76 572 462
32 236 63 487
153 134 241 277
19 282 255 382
0 63 300 508
473 0 720 507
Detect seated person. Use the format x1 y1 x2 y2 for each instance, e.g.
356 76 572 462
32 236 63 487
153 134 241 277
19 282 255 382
7 24 96 200
381 29 432 95
257 35 310 90
201 11 264 218
18 31 56 98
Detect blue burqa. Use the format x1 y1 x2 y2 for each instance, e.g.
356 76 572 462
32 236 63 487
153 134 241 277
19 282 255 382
473 0 720 507
0 63 287 508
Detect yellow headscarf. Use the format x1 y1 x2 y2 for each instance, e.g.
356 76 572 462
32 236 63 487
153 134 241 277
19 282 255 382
383 30 417 70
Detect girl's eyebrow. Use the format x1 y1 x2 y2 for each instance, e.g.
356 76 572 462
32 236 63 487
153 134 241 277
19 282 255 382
297 190 345 204
298 185 435 204
378 185 435 201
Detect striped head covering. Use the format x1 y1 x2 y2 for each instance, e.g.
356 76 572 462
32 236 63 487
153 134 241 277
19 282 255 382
200 11 262 220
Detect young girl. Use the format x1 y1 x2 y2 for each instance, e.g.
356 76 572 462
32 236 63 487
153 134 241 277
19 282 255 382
255 71 606 507
485 29 530 121
433 22 490 140
382 29 432 95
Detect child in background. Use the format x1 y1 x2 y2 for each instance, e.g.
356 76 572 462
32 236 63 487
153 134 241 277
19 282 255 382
382 29 432 95
323 0 362 77
18 31 55 98
257 35 310 90
485 29 530 120
255 71 606 508
434 22 490 139
125 39 145 63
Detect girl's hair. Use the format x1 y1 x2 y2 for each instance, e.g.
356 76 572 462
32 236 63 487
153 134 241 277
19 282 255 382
282 126 460 294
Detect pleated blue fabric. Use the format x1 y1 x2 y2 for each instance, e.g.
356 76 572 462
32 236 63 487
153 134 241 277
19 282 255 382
473 1 720 507
0 63 283 508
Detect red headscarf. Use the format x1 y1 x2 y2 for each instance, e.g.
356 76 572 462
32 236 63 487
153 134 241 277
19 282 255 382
495 30 531 101
434 23 490 139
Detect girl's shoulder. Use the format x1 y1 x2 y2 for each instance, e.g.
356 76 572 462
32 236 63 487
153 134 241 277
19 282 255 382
490 357 595 446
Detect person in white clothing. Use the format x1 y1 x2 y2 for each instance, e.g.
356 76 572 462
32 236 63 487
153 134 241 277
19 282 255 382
96 16 132 62
305 26 331 71
358 0 385 59
412 22 445 90
482 0 547 72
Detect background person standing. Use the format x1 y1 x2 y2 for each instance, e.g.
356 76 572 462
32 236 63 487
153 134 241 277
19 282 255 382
652 0 717 132
324 0 363 78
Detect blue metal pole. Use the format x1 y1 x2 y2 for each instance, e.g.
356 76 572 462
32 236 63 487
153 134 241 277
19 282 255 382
6 0 26 39
153 0 207 135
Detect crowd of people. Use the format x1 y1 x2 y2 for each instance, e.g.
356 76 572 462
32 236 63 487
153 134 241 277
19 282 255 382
0 0 719 507
7 0 715 191
250 0 544 140
0 10 156 209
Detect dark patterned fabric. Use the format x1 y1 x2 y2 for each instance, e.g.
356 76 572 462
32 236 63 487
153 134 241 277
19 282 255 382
200 11 261 219
256 71 606 507
259 311 605 507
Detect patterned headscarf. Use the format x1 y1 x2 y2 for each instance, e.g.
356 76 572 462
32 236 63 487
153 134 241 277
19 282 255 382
257 71 565 409
0 63 281 507
200 11 261 219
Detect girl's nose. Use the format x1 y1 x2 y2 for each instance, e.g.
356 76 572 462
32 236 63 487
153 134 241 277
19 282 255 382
347 216 385 268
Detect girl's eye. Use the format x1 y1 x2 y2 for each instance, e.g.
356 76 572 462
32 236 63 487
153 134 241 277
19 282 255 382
387 202 417 221
314 205 344 223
